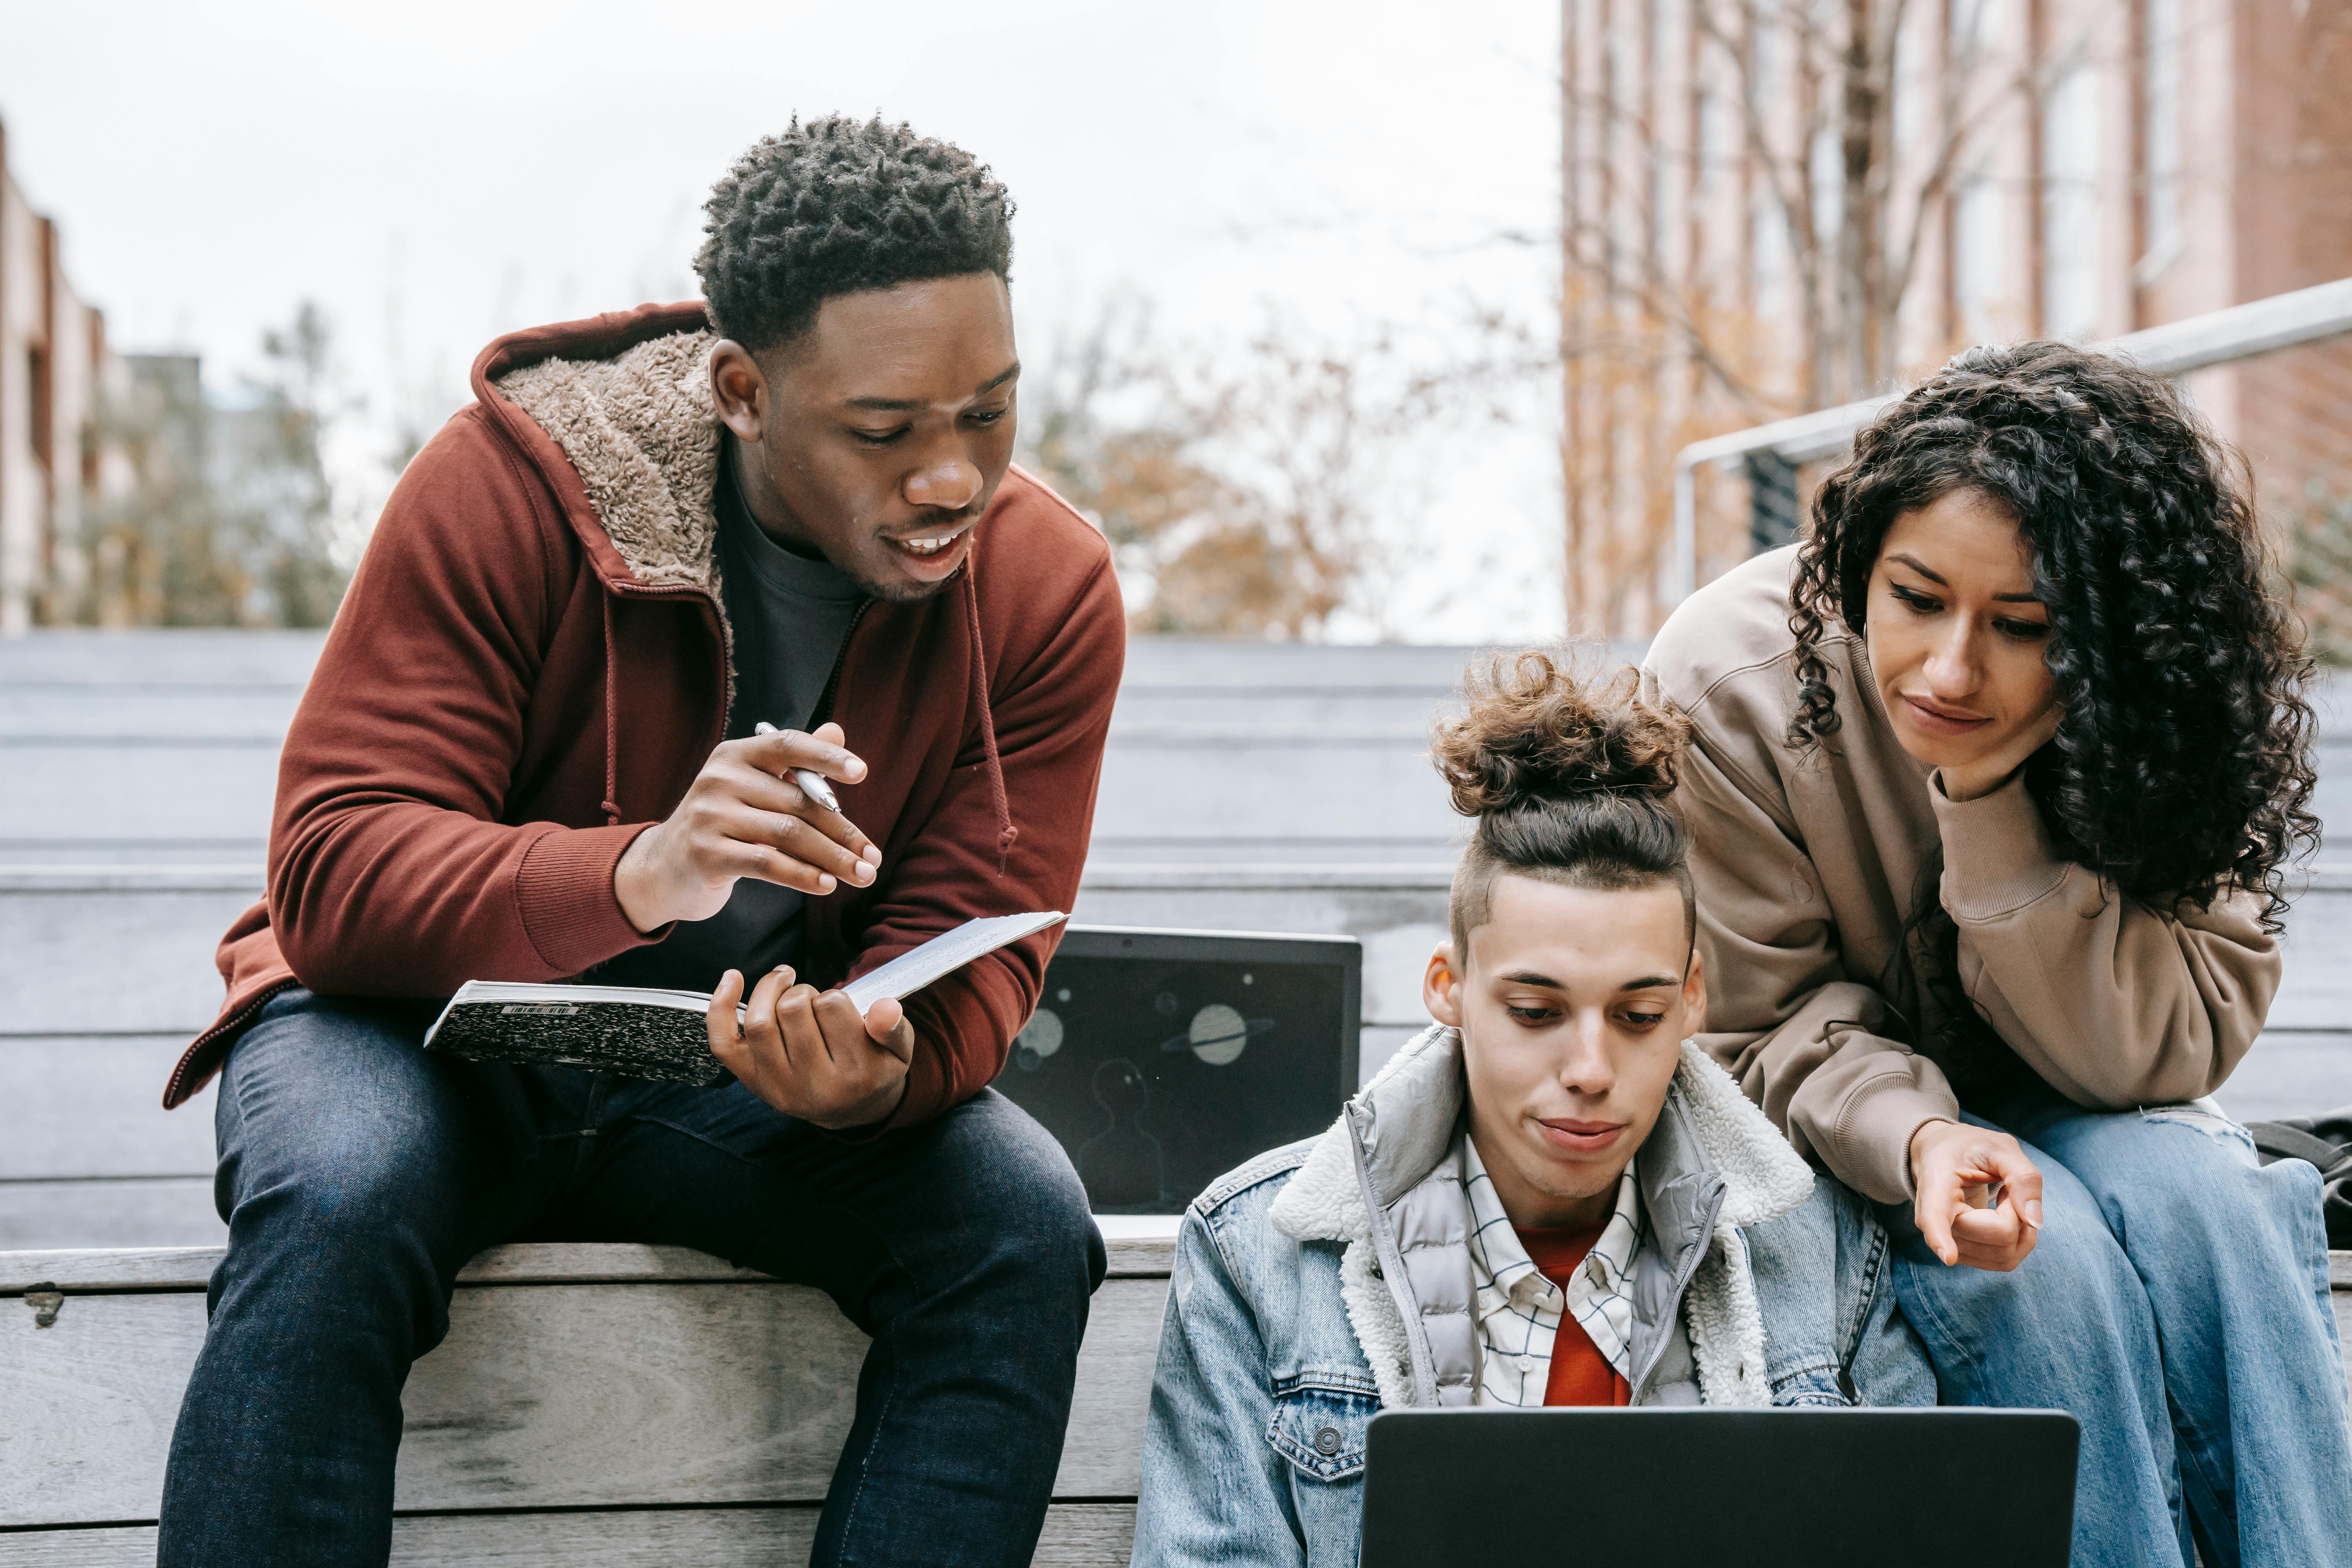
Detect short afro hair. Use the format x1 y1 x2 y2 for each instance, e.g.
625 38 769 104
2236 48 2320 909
695 115 1014 354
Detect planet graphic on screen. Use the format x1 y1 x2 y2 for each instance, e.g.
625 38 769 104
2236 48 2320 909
1160 1003 1276 1067
1014 1007 1064 1071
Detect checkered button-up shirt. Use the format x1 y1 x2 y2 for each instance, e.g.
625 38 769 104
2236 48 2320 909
1461 1131 1644 1408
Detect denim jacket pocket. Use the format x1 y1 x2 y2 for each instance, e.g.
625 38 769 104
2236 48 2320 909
1265 1378 1381 1483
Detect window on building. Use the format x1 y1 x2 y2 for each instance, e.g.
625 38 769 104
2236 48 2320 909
1697 69 1733 188
1750 185 1786 302
2040 64 2101 341
1892 9 1922 167
2139 0 2181 276
1954 172 2007 345
28 345 54 474
1951 0 1997 62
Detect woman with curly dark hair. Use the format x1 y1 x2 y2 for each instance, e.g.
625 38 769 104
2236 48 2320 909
1646 340 2350 1564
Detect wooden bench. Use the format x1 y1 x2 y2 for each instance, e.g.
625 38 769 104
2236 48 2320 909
0 1225 1177 1566
5 1238 2348 1565
5 638 2349 1563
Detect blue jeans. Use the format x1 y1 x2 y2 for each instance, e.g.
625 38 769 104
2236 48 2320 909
156 988 1103 1568
1744 1172 1940 1409
1886 1083 2352 1567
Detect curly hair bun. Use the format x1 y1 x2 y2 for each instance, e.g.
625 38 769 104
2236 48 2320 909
1430 651 1689 820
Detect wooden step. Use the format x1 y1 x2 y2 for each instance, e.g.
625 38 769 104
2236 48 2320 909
14 867 2350 1040
0 1235 1174 1566
0 865 1456 1036
3 867 2346 1248
2 1241 2346 1566
0 1506 1139 1568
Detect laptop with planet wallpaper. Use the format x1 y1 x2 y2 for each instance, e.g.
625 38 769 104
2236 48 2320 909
991 926 1363 1214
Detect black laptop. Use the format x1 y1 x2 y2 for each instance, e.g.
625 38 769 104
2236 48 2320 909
988 924 1361 1214
1359 1408 2078 1567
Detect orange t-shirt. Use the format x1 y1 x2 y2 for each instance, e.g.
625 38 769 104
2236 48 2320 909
1513 1223 1634 1407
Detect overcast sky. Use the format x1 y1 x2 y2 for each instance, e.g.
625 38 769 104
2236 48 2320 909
0 0 1564 640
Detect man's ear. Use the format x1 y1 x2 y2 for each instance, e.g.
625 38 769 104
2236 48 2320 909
1424 942 1464 1028
709 340 768 444
1681 946 1707 1035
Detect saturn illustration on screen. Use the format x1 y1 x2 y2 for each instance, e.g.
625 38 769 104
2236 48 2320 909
1160 1003 1276 1067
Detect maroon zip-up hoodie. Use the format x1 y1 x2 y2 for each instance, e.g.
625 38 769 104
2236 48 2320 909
166 302 1125 1130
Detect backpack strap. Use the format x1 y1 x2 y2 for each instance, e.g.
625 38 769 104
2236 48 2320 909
2244 1120 2348 1172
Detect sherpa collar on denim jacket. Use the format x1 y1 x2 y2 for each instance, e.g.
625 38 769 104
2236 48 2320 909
1264 1023 1816 1408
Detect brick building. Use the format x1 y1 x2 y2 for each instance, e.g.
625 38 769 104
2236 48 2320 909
1560 0 2352 635
0 114 129 634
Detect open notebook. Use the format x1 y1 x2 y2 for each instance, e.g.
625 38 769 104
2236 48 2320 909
423 910 1066 1085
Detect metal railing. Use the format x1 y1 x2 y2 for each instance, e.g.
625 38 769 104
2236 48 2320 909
1668 276 2352 603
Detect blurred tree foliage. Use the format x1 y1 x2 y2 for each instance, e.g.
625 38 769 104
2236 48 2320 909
1022 299 1537 638
79 302 347 628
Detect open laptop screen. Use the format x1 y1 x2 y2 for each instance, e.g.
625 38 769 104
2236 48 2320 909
989 925 1361 1214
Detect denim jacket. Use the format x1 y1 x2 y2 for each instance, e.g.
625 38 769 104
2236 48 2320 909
1131 1025 1873 1568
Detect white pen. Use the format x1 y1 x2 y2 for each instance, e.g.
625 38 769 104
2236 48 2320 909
751 721 844 813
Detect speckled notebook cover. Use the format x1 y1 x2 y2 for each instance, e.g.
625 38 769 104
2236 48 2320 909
421 912 1064 1085
424 984 724 1084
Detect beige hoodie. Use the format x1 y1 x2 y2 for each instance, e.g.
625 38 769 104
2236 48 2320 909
1644 546 2281 1205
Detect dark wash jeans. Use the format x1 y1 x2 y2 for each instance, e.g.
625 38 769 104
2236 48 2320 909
156 988 1105 1568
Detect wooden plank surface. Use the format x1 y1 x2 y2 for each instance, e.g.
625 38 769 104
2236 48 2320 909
0 1036 216 1178
1090 736 1458 860
3 1252 2339 1528
393 1283 870 1512
0 1502 1137 1567
0 744 279 851
11 877 2343 1042
2218 1032 2352 1123
2272 889 2352 1033
0 1242 751 1293
0 888 258 1036
0 1232 1178 1296
0 686 301 741
4 880 1451 1036
0 1271 1171 1527
4 1018 2339 1199
0 1178 223 1252
0 628 325 685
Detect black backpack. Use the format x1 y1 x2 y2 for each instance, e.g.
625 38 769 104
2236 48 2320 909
2247 1108 2352 1250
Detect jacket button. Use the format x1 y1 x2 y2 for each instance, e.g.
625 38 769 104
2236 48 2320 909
1314 1426 1344 1457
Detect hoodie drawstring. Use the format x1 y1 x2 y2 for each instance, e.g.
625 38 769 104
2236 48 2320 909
600 565 1004 861
599 592 622 827
961 559 1018 875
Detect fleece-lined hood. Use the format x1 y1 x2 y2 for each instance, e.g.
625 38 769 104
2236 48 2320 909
1266 1023 1815 1408
495 326 726 598
173 303 1123 1122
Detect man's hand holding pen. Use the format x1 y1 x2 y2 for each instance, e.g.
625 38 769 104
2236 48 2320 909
613 719 881 933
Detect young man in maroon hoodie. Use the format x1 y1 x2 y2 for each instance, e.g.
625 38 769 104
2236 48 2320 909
154 117 1125 1568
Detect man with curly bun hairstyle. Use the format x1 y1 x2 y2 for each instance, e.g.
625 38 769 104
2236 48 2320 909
1134 652 1935 1566
156 117 1124 1568
1647 341 2352 1564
